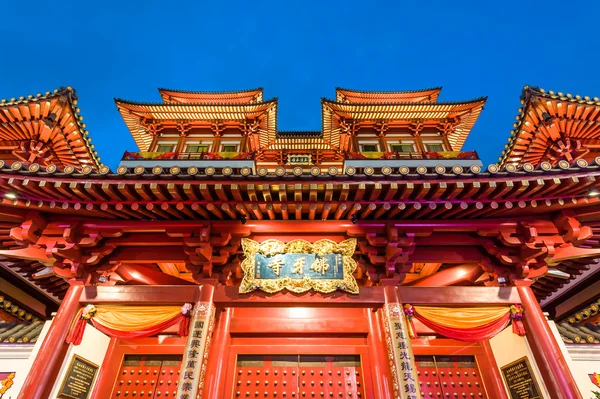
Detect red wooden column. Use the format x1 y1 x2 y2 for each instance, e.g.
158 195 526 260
18 283 84 399
367 307 393 398
479 340 510 399
516 283 583 399
203 307 232 398
176 284 216 399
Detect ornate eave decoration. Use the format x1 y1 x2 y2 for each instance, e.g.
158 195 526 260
239 238 358 294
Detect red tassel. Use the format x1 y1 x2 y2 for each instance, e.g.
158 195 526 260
512 320 526 336
178 316 190 337
66 318 87 345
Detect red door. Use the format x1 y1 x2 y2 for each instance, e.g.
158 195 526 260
111 355 182 398
415 355 487 399
233 355 366 399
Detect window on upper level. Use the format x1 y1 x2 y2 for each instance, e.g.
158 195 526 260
390 143 415 153
187 144 209 153
156 144 175 152
359 143 379 152
221 144 239 152
424 142 445 152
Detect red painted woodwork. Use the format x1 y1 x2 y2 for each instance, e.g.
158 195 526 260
204 307 233 398
78 285 522 307
410 264 484 287
415 355 487 399
224 338 374 399
412 338 504 399
517 284 583 399
214 306 377 399
91 336 187 399
18 284 83 399
233 355 300 398
478 341 509 399
367 310 393 398
230 354 365 399
111 355 182 398
116 264 196 285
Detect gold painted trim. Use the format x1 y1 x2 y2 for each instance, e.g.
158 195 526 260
239 238 358 294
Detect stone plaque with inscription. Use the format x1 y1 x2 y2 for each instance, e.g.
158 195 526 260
500 357 542 399
58 355 99 399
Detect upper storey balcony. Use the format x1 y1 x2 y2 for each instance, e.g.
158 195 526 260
118 149 482 175
344 150 482 169
119 151 255 170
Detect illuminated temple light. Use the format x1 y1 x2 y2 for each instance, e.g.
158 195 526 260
4 192 17 199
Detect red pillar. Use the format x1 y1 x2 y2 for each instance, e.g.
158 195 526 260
90 337 120 399
517 284 582 399
18 283 84 399
176 284 216 399
479 340 510 399
204 307 232 398
367 308 393 398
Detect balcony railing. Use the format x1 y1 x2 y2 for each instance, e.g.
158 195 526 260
122 151 254 161
345 151 480 161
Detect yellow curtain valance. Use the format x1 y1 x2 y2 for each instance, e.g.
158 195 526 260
412 306 509 329
92 305 183 332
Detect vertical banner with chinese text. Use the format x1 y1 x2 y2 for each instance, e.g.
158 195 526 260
383 304 422 399
176 302 215 399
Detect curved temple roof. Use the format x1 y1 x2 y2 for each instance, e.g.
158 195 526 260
336 87 442 103
322 97 487 151
115 98 278 152
0 87 101 170
500 86 600 168
158 88 264 104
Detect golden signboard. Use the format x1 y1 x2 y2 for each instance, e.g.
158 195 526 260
239 238 358 294
500 357 542 399
58 355 99 399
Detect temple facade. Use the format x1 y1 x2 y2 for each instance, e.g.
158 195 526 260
0 86 599 398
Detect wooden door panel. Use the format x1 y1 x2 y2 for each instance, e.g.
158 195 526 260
111 355 182 399
232 355 366 399
414 355 487 399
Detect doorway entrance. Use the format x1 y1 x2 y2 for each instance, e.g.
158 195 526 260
234 355 365 398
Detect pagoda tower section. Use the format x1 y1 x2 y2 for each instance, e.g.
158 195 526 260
116 87 277 171
323 87 486 167
117 87 486 173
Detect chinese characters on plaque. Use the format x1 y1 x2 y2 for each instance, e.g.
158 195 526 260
176 303 215 399
57 355 99 399
256 253 343 279
239 238 358 294
384 304 422 399
500 357 542 399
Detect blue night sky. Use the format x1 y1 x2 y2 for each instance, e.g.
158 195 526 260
2 1 599 170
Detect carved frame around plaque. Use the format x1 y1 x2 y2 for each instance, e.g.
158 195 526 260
57 355 99 399
239 238 359 294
